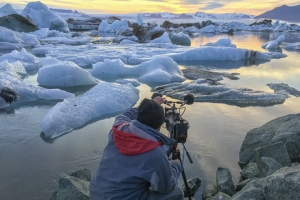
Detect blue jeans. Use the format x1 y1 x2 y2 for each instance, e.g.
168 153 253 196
147 185 184 200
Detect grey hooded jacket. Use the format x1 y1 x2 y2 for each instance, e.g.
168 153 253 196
89 107 182 200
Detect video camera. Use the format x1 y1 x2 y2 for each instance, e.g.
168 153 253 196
151 93 194 143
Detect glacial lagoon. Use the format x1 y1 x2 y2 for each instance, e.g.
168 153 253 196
1 31 300 200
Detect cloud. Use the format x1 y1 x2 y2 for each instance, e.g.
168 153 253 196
199 2 224 10
180 0 202 4
146 0 168 1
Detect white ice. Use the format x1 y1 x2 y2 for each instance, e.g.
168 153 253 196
116 79 141 87
91 56 185 83
0 48 41 72
0 60 74 108
0 3 18 17
38 57 98 87
98 19 129 33
136 14 143 26
169 32 191 46
203 38 236 48
267 83 300 97
40 82 139 138
21 1 70 33
283 42 300 50
262 35 285 49
149 32 172 44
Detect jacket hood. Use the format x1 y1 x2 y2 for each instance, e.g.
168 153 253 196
112 123 161 156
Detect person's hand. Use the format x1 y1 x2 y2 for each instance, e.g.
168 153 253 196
153 96 167 105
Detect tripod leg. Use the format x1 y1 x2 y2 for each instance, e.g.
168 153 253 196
178 152 192 200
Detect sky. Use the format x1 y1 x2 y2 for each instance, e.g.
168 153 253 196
1 0 300 15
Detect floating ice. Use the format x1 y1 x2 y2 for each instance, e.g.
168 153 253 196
116 79 141 87
0 60 74 108
136 14 143 26
283 42 300 50
169 32 191 46
0 48 41 72
91 56 185 83
149 32 172 44
21 1 69 32
40 82 139 138
98 19 129 33
0 3 18 17
31 28 70 40
0 29 23 43
267 83 300 97
199 25 216 33
153 79 287 106
182 67 239 81
40 36 92 45
37 58 98 87
203 38 236 48
170 46 271 61
262 35 285 49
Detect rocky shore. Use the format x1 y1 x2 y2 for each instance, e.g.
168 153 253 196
50 113 300 199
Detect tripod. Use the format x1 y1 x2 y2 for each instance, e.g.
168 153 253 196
171 143 193 200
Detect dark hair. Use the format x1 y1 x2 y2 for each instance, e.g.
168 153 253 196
137 98 165 129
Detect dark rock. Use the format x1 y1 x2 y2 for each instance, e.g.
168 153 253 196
254 142 291 177
161 21 180 29
235 179 252 191
207 192 231 200
239 162 260 182
259 157 283 177
250 19 272 26
181 177 201 198
106 16 121 24
227 28 234 35
0 14 38 32
232 163 300 200
0 87 18 103
201 20 215 28
239 113 300 169
50 173 90 200
70 168 92 181
202 184 218 200
216 167 236 196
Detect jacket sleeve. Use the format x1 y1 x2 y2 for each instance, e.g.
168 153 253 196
113 107 138 126
149 149 182 194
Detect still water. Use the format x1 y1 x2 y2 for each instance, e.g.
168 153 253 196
1 31 300 200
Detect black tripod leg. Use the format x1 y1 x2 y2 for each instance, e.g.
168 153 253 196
178 153 192 200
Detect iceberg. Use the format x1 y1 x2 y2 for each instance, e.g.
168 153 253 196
267 83 300 97
37 58 98 87
262 35 285 49
203 37 236 48
0 60 74 108
149 32 172 44
91 56 185 83
0 48 41 72
98 19 129 33
153 79 287 107
40 82 139 138
21 1 69 32
169 32 191 46
170 46 271 61
0 3 18 17
116 79 141 87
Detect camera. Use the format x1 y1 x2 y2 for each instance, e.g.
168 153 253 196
151 93 194 143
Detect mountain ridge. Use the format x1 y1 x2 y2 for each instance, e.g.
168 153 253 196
255 5 300 22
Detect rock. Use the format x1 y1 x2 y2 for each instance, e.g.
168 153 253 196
239 113 300 169
207 192 231 200
50 169 92 200
161 20 201 29
239 162 260 181
202 184 218 200
169 32 191 46
0 14 38 32
259 157 283 177
232 163 300 200
231 179 264 200
0 87 18 103
235 179 252 191
69 168 92 182
181 177 201 198
216 167 236 196
254 142 291 177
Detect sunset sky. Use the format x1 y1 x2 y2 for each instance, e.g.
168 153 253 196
1 0 300 15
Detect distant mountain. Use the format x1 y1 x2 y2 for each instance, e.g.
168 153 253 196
140 12 194 19
195 12 254 19
255 5 300 22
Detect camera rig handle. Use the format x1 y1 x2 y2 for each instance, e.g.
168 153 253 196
151 93 194 107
